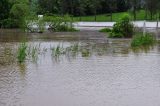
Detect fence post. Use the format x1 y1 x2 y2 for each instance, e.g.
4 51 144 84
143 20 146 36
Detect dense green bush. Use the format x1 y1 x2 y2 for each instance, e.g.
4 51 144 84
131 33 156 47
109 14 134 38
10 3 29 28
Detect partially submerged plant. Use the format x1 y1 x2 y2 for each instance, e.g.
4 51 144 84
17 43 27 63
70 43 79 53
51 44 65 57
81 49 90 57
131 33 156 47
102 14 134 38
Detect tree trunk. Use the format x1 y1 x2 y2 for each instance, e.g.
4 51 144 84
80 16 82 21
150 12 153 20
94 11 97 21
133 6 136 20
145 9 148 20
110 12 112 21
94 15 97 21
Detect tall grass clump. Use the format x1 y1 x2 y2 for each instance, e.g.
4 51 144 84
131 33 156 47
51 44 66 57
17 43 27 63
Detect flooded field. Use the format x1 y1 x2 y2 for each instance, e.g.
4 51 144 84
0 29 160 106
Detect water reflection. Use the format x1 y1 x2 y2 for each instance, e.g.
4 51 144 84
0 44 16 65
131 45 155 54
18 63 27 76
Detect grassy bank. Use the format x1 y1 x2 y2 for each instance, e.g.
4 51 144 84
73 10 159 22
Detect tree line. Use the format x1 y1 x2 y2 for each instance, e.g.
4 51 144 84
37 0 129 16
0 0 160 28
33 0 160 20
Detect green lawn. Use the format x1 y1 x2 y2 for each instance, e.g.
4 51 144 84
73 10 159 22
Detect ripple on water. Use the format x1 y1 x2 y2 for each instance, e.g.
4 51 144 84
0 40 160 106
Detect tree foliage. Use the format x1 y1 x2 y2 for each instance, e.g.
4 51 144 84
1 0 160 28
10 0 29 28
0 0 11 27
37 0 130 16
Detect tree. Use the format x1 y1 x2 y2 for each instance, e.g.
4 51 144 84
36 0 133 17
77 0 85 20
146 0 159 20
108 0 117 21
10 0 29 28
38 0 60 14
116 0 128 12
29 0 38 15
130 0 141 20
90 0 101 21
0 0 11 27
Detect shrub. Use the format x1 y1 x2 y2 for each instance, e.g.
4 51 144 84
44 15 77 32
37 19 45 33
110 14 134 38
131 33 156 47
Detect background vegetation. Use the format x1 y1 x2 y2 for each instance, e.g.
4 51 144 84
1 0 160 28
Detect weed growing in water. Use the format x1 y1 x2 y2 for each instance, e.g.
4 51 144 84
51 44 66 57
81 49 90 57
131 33 156 47
17 43 27 63
71 43 79 52
28 44 41 62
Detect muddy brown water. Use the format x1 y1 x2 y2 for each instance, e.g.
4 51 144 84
0 29 160 106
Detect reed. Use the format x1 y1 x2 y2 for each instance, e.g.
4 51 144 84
17 43 27 63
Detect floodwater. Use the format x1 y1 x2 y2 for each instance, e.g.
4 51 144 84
0 29 160 106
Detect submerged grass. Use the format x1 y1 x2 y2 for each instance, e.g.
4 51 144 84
15 37 158 64
17 43 42 63
81 49 90 57
51 43 90 58
51 44 65 57
70 43 79 53
131 33 156 47
17 43 27 63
